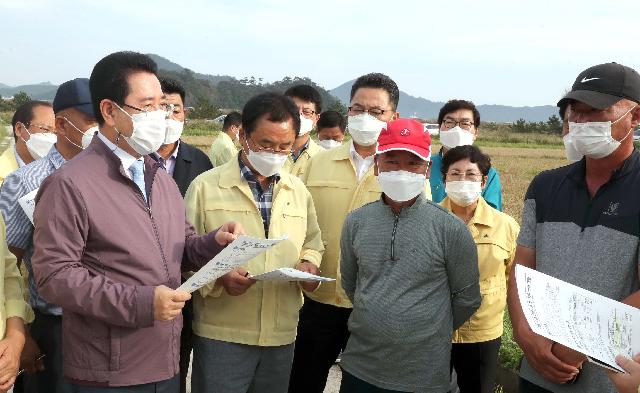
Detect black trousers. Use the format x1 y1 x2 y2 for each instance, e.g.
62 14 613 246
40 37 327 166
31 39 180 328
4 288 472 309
179 298 193 393
339 370 405 393
450 337 502 393
21 311 72 393
70 375 179 393
288 298 352 393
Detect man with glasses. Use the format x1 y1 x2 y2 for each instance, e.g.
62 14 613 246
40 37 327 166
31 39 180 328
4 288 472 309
184 92 324 393
1 101 55 185
30 51 241 392
429 100 503 211
283 84 323 178
0 78 97 393
289 73 432 393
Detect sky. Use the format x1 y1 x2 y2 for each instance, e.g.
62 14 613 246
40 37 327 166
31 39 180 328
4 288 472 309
1 0 639 107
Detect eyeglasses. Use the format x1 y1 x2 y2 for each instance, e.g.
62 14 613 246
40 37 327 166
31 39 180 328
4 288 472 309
25 123 55 133
121 103 172 115
348 106 391 119
246 136 291 156
442 119 475 131
300 108 316 117
445 171 483 181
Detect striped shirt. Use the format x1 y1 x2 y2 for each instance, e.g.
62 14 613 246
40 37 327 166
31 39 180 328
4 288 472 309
0 146 66 315
238 155 279 236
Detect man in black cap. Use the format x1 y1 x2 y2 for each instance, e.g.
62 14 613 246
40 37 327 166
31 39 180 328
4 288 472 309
508 62 640 393
0 78 97 393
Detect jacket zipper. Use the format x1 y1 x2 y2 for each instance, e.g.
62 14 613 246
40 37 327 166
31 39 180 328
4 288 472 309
391 213 399 261
129 171 176 367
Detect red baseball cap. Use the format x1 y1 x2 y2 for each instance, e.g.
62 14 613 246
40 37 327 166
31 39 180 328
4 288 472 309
376 118 432 161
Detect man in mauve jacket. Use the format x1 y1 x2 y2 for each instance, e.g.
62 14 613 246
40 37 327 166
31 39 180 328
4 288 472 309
30 51 242 393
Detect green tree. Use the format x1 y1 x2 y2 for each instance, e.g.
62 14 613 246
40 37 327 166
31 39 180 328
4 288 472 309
326 100 348 115
546 115 562 134
190 98 222 119
13 91 31 107
513 118 527 133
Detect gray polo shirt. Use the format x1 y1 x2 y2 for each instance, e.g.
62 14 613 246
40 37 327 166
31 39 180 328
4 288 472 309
518 152 640 393
340 193 481 392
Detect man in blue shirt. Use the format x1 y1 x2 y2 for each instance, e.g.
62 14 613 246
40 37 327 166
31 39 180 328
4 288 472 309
430 100 503 210
0 78 97 393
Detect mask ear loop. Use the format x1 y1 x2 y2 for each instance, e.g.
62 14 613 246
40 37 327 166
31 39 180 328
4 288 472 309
613 105 639 144
19 122 32 144
111 101 130 153
61 117 85 150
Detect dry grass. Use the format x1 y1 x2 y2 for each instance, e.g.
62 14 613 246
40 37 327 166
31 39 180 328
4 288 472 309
183 135 569 223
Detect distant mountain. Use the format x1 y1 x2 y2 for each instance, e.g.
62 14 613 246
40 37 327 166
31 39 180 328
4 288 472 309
147 54 234 86
0 82 58 101
330 80 558 123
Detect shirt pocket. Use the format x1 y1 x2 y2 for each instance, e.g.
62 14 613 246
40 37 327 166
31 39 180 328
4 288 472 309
202 202 257 232
278 208 307 250
474 236 511 283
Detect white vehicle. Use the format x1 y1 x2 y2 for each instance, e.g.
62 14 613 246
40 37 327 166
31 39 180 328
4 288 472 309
212 114 227 123
423 123 440 136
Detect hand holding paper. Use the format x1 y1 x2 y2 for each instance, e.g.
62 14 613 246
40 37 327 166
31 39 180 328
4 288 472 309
178 235 287 293
515 264 640 373
215 221 245 246
220 267 255 296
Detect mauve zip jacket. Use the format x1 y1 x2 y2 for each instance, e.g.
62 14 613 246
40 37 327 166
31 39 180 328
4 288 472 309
31 136 223 387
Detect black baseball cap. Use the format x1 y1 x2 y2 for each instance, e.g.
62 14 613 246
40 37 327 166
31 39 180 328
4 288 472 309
557 62 640 110
53 78 95 116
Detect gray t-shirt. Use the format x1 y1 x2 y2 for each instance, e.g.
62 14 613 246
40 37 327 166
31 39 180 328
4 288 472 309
517 153 640 393
340 193 481 392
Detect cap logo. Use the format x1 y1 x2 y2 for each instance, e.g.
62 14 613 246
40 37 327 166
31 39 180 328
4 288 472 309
400 128 411 136
581 77 600 83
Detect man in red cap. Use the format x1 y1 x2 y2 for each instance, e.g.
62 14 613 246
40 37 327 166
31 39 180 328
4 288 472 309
338 118 481 392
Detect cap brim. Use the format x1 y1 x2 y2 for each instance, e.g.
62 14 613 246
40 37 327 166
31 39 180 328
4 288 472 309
376 144 431 162
557 90 622 110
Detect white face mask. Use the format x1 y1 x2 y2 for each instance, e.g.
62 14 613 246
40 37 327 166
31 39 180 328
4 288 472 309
23 128 56 160
115 104 168 156
445 180 482 207
164 119 184 145
439 126 475 149
562 134 583 162
83 126 98 149
299 115 314 136
244 141 288 177
377 170 426 202
318 139 342 150
62 117 95 150
566 105 637 159
348 113 387 146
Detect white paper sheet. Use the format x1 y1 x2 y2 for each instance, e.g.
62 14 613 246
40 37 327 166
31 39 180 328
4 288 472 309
177 235 287 293
250 267 335 282
516 264 640 372
18 188 39 225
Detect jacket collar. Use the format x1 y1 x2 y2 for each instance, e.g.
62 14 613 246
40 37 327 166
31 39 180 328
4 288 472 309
91 132 162 183
441 196 494 227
